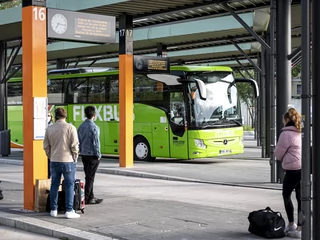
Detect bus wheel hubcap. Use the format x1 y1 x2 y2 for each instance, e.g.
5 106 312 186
136 142 148 159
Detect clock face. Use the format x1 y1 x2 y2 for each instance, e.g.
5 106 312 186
51 14 68 35
135 58 144 70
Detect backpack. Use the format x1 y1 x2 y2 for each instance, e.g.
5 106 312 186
248 207 286 239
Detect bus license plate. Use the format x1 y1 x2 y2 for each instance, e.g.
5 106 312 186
219 149 232 154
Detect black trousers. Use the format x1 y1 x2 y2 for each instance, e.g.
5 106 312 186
282 169 301 226
82 155 100 202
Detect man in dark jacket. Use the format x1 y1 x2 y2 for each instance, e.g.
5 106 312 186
78 106 103 205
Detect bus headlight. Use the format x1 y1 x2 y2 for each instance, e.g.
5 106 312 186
240 137 244 145
194 139 206 149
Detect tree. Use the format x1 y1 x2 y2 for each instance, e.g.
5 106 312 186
0 0 21 10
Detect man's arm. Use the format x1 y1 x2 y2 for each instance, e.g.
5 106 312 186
77 126 82 154
70 126 79 162
43 130 51 158
93 126 101 159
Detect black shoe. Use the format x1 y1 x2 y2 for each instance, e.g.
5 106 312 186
86 198 103 205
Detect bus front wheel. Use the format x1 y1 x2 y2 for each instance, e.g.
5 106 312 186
134 137 155 161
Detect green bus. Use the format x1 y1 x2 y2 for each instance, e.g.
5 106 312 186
7 65 258 161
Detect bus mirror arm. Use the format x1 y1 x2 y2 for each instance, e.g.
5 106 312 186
194 79 207 100
234 78 259 98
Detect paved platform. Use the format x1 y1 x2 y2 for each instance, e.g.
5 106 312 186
0 140 296 240
1 140 279 190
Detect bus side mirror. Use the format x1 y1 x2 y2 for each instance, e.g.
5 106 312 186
234 78 259 98
195 79 207 100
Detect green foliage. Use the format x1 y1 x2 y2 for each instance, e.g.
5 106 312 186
0 0 21 10
243 125 254 131
292 64 301 78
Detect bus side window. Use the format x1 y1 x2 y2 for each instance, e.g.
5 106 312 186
109 77 119 102
170 92 185 126
8 81 22 105
88 76 107 103
48 79 64 104
65 78 88 103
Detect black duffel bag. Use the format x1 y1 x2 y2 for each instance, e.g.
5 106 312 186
248 207 286 239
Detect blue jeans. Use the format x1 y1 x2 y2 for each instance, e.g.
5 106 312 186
50 161 76 212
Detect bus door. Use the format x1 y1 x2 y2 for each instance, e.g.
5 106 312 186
169 92 189 159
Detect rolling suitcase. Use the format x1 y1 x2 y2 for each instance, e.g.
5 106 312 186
73 179 85 213
62 179 85 213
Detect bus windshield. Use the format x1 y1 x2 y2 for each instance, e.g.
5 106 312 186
188 71 241 129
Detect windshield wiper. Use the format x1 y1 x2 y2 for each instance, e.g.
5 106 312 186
228 119 242 126
201 119 240 128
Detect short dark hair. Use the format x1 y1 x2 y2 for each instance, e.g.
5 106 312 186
54 108 67 120
85 106 96 119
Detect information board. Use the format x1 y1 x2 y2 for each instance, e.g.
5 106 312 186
133 56 170 73
33 97 48 140
47 8 116 44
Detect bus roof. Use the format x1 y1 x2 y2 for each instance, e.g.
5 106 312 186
170 65 232 72
8 65 233 82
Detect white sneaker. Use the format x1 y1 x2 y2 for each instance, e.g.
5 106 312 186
50 210 57 217
65 210 80 219
285 223 297 233
287 229 301 238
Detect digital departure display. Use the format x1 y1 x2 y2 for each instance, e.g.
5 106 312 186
47 8 116 44
134 56 170 73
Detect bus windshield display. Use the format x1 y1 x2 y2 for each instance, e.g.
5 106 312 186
188 72 241 129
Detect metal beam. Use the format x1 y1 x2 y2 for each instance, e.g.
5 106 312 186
0 42 6 131
221 2 271 54
231 40 262 73
88 60 97 67
134 0 270 27
3 42 21 83
74 57 81 68
312 0 320 238
260 48 266 158
265 32 271 159
269 0 276 183
287 46 301 60
276 0 292 183
234 57 253 79
301 0 312 238
4 66 20 83
235 69 246 79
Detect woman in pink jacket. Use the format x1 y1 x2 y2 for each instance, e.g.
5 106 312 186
275 108 302 238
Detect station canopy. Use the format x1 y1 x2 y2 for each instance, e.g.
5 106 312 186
0 0 302 70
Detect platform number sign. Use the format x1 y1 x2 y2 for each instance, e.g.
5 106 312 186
33 7 46 21
119 29 133 37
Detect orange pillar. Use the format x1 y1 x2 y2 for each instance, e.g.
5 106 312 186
119 15 133 167
22 1 48 210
